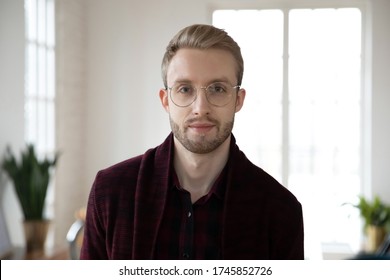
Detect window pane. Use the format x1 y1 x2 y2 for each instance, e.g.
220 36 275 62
46 0 55 47
38 46 46 98
25 0 37 41
47 49 55 99
47 101 55 152
37 99 47 153
25 99 37 144
26 43 37 97
289 8 361 103
288 8 362 250
37 0 46 45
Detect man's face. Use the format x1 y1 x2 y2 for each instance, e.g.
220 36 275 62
160 48 245 154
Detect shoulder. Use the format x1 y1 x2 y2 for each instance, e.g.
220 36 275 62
249 160 300 208
250 158 296 199
96 154 144 184
249 160 301 211
91 134 173 196
231 144 301 211
235 151 304 240
89 154 144 209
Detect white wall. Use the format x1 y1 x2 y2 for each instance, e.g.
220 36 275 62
0 0 25 246
1 0 389 249
54 0 88 246
371 0 390 202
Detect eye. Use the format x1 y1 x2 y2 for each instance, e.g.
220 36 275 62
176 85 194 95
208 83 227 94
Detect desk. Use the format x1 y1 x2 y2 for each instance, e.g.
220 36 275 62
2 246 69 260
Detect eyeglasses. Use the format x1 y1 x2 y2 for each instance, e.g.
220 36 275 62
167 81 240 107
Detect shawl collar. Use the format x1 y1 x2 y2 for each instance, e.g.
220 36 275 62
131 133 301 259
132 134 174 259
131 133 258 259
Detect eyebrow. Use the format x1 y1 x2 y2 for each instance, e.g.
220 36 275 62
171 77 233 85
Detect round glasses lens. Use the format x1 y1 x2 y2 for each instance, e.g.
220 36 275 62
170 84 197 107
206 82 234 106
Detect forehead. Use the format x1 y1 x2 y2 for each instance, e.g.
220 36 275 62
167 48 237 84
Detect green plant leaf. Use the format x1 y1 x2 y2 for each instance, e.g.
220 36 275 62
1 144 58 220
353 195 390 230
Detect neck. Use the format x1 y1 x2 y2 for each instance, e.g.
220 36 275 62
173 135 231 203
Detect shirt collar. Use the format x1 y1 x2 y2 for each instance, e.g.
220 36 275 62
171 164 227 200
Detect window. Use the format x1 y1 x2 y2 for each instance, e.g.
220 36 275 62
24 0 56 220
25 0 56 156
214 8 364 258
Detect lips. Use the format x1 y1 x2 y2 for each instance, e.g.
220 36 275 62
189 123 215 128
187 122 215 133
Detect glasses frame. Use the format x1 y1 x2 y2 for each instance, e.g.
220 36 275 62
167 82 241 107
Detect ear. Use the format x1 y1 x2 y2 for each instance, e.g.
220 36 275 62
159 88 170 113
234 88 246 113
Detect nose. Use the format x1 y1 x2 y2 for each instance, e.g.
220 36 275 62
192 88 210 115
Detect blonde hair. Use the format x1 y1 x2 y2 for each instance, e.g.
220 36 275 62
161 24 244 88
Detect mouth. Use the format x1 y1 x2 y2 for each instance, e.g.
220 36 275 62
187 122 216 134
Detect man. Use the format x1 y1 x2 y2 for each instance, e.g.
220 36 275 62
80 24 304 260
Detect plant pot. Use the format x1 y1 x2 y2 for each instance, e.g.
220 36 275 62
366 225 386 252
23 220 50 253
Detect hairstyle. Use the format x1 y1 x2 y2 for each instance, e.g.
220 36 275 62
161 24 244 88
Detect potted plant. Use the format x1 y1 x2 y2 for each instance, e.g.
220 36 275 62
353 196 390 252
1 144 58 252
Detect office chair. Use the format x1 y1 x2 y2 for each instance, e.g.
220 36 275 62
66 219 84 260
